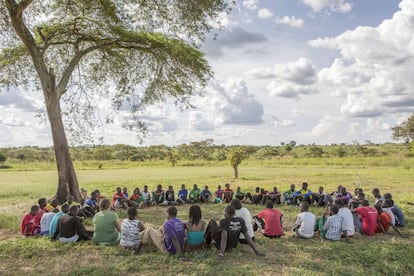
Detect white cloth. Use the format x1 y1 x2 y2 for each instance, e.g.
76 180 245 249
382 207 396 226
235 207 254 239
338 207 355 236
295 211 316 238
59 234 79 243
120 219 141 247
40 212 56 234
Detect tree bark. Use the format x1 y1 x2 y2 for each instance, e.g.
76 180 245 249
233 166 238 178
45 73 81 203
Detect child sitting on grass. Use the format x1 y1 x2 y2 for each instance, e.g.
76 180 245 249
21 205 40 236
323 204 348 241
120 207 145 252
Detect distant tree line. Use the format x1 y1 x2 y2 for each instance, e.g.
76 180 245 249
1 140 408 166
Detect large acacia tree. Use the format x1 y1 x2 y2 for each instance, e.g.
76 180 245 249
0 0 227 202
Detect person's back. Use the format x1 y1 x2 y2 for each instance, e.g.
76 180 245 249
164 217 185 254
219 216 246 250
49 204 70 238
40 211 56 236
335 199 355 237
294 201 315 238
120 208 144 250
234 206 254 241
93 199 121 245
323 205 344 241
376 211 391 233
356 205 378 236
256 201 283 237
53 206 91 242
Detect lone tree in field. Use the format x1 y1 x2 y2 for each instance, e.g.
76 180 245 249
229 147 246 178
392 113 414 152
0 1 227 202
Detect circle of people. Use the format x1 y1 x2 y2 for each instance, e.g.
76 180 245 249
21 182 405 259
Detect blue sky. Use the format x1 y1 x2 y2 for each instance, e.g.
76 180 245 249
1 0 413 147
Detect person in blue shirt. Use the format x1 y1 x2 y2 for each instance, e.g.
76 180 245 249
49 204 70 238
292 182 312 205
200 186 212 203
177 184 188 204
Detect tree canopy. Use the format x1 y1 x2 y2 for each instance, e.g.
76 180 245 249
392 113 414 142
0 0 228 202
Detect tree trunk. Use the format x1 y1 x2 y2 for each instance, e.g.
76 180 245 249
45 83 81 203
233 166 238 178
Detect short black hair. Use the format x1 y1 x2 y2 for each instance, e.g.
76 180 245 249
225 205 236 217
167 206 177 217
265 200 274 209
334 199 344 207
330 204 339 215
61 203 70 213
127 207 137 220
230 199 242 210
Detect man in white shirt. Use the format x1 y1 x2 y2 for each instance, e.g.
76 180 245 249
293 201 315 238
335 199 355 237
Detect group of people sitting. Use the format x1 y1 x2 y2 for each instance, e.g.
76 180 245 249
20 183 406 259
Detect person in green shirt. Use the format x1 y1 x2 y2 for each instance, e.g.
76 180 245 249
234 186 245 201
189 184 201 203
92 198 121 245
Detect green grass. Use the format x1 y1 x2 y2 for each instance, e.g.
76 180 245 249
1 159 414 275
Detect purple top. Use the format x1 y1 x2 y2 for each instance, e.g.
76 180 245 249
163 218 185 254
215 189 224 199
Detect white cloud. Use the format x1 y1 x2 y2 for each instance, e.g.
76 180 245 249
188 112 214 131
273 116 295 127
243 0 259 10
302 0 352 14
310 0 414 117
244 67 274 79
258 8 273 19
265 58 318 99
274 16 304 28
195 78 264 126
292 109 304 117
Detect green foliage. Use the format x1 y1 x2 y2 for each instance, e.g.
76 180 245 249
392 113 414 142
0 152 6 163
305 146 324 158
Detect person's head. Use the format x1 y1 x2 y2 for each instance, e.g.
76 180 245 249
38 198 47 208
50 198 59 208
336 185 342 192
168 185 173 191
167 206 177 219
375 204 383 214
334 198 344 208
30 205 40 216
133 188 140 195
157 184 162 191
260 188 265 194
189 205 202 226
330 204 339 215
144 185 148 192
99 198 111 211
230 199 242 210
225 183 230 189
193 184 198 190
319 186 324 193
290 184 295 191
123 187 128 194
265 200 274 209
302 182 308 190
61 203 70 213
181 184 186 190
224 205 236 218
69 205 79 216
361 199 369 206
204 185 209 191
273 186 278 193
116 187 122 193
382 199 393 208
127 207 137 220
236 186 241 192
81 188 87 197
300 201 310 212
94 189 101 197
217 184 222 190
383 193 392 200
255 186 260 193
340 187 347 195
91 191 97 199
372 188 381 197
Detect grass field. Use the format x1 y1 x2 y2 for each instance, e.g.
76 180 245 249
0 159 414 275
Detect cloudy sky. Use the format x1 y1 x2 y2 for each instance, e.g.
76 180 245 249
1 0 414 147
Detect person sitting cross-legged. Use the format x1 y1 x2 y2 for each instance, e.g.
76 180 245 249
293 201 316 239
52 205 93 243
176 184 188 205
323 204 348 242
120 207 145 252
204 205 265 258
200 185 213 203
189 184 201 204
141 206 187 260
223 183 234 203
254 200 283 238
